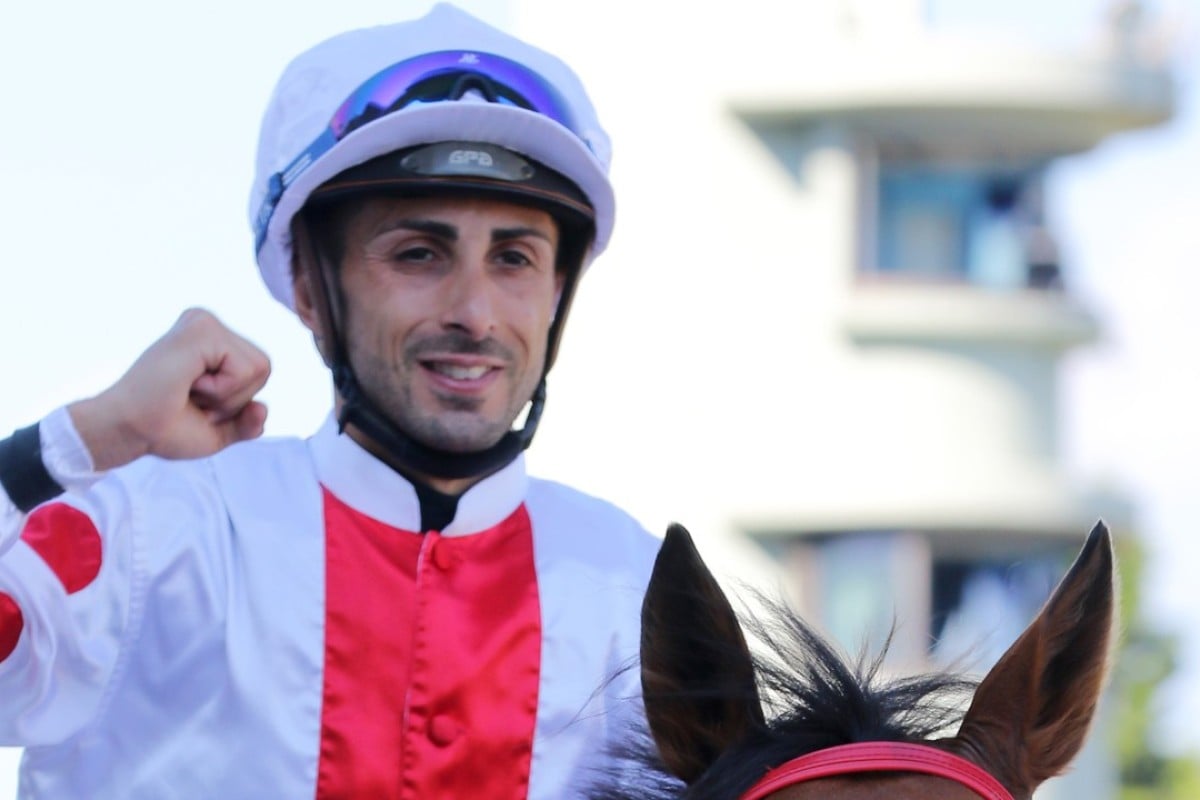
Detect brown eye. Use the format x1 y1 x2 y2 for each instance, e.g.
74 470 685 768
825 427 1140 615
394 246 437 262
497 248 533 267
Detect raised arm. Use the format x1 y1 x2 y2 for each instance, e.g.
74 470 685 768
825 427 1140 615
0 308 269 518
0 308 270 744
68 307 271 471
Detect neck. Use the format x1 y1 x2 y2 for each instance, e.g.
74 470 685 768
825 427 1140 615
341 419 488 496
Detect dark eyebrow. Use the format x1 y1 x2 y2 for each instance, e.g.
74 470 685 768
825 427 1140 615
491 226 554 245
374 219 458 240
369 221 552 245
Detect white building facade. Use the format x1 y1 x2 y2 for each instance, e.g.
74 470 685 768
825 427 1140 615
520 2 1175 797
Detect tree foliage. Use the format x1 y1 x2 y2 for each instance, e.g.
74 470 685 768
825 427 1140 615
1109 534 1200 799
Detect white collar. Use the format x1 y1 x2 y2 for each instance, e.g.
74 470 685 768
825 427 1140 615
307 415 528 536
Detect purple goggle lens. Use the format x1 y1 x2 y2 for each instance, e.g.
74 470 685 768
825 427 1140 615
255 50 584 252
330 50 580 138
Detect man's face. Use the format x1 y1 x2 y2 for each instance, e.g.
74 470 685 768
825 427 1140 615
301 195 562 455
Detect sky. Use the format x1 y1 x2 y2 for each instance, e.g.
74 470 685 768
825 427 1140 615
1034 4 1200 753
0 0 1197 789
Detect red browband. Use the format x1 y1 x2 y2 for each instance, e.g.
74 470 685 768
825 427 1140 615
738 742 1014 800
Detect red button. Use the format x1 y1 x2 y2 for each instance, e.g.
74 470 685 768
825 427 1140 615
430 540 457 571
427 715 460 746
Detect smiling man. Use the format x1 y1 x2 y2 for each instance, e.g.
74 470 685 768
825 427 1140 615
307 194 565 488
0 5 660 798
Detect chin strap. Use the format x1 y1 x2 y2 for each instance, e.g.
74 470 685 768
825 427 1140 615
333 360 547 480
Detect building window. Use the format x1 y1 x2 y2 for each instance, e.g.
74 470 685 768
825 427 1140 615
929 553 1067 670
873 165 1061 290
794 530 1071 673
808 531 930 668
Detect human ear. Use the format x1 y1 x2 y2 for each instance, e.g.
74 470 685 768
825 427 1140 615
554 270 566 306
290 225 334 366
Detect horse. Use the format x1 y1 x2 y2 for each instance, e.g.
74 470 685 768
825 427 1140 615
589 520 1114 800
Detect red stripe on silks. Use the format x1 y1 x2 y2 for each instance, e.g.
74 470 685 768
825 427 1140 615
403 506 542 799
316 490 423 797
21 503 102 594
315 490 542 800
0 593 23 661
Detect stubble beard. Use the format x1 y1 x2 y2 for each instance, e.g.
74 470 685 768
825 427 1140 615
349 335 533 454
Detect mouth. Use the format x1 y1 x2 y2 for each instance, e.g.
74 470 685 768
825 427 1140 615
420 357 504 393
427 362 492 381
410 334 514 398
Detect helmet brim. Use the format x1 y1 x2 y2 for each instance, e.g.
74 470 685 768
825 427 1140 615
257 102 614 310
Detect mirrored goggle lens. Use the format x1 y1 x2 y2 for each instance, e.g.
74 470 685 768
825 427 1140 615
256 50 585 254
328 50 582 140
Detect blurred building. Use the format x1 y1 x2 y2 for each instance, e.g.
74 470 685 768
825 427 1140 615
520 1 1176 798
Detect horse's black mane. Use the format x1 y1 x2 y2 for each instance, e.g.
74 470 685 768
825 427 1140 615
587 594 977 800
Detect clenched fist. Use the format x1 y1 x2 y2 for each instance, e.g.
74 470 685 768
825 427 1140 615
69 309 271 470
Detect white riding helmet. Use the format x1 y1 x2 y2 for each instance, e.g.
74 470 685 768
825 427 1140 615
248 1 615 311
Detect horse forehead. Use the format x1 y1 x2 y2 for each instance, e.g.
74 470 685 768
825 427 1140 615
769 773 989 800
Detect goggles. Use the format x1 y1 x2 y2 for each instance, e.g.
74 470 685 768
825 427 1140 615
254 50 586 252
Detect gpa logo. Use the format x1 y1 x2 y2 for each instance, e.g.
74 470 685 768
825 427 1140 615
449 149 494 167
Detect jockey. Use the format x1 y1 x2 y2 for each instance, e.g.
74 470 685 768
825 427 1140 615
0 4 659 798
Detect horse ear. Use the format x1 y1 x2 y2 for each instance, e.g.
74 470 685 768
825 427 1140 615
953 521 1116 797
640 524 765 784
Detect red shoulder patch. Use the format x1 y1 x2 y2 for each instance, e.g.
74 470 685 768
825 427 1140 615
22 503 103 594
0 592 23 661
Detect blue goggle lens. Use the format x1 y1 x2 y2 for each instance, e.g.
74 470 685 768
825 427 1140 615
255 50 585 253
329 50 581 139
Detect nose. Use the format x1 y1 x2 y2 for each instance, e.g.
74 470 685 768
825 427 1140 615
439 259 496 339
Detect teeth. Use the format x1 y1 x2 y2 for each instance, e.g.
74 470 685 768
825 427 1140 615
432 363 489 380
